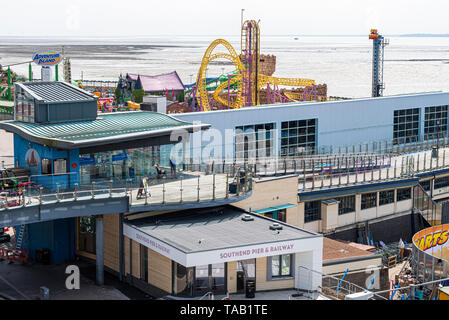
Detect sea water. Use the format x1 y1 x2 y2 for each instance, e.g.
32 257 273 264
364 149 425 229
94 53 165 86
1 35 449 98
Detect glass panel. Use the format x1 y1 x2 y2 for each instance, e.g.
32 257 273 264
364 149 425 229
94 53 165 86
140 244 148 282
281 255 291 276
195 265 209 296
210 263 225 294
173 263 194 296
271 256 280 276
53 159 67 174
277 209 287 222
78 216 96 254
42 158 52 174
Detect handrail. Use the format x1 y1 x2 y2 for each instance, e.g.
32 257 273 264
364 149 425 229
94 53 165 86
198 291 213 300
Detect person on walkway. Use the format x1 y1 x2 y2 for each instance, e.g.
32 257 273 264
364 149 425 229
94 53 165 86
155 164 166 179
169 157 177 177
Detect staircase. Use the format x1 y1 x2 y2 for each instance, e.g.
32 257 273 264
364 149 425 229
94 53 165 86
15 225 28 250
413 184 443 226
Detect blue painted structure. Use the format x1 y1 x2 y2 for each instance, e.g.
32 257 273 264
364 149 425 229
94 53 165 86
14 135 80 190
18 218 76 264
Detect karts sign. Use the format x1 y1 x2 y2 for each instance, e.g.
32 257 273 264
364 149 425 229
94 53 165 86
413 224 449 260
32 51 62 66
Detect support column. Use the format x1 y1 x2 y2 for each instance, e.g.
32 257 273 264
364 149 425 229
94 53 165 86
96 215 104 286
119 213 124 282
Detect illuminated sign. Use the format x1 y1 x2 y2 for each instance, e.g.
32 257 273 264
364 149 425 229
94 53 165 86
32 51 62 66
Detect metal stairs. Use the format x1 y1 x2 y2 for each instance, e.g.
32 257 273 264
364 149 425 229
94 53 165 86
15 225 28 250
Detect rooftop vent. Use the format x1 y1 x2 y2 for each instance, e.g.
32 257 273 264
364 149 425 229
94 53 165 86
269 223 283 231
242 214 254 222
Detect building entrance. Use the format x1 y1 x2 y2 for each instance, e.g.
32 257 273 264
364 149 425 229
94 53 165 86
236 259 256 294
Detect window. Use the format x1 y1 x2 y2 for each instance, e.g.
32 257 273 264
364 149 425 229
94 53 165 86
304 201 321 223
78 216 96 254
393 108 420 145
271 254 292 278
42 158 52 174
424 106 448 140
235 123 275 160
397 188 411 201
361 192 377 210
140 244 148 282
53 159 67 174
262 209 287 222
379 190 394 206
420 180 431 191
277 209 287 222
173 262 194 296
281 119 316 156
336 195 355 215
14 87 35 123
434 176 449 189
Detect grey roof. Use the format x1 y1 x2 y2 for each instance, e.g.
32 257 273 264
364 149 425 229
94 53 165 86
126 206 320 253
16 81 96 103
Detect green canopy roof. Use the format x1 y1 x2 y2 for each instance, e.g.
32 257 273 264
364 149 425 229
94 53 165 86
0 111 209 149
253 204 297 214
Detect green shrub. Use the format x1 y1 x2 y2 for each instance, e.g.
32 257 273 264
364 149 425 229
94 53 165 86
132 89 145 103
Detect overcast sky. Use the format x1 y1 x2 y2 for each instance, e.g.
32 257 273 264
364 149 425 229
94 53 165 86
1 0 448 37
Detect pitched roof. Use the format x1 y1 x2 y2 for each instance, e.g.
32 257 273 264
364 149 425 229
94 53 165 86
16 81 96 103
127 71 185 92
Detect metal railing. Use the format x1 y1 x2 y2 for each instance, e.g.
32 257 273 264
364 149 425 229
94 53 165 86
297 265 388 300
413 184 443 226
0 168 253 211
410 227 449 285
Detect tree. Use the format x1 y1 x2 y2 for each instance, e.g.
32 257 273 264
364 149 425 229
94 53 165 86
132 89 145 103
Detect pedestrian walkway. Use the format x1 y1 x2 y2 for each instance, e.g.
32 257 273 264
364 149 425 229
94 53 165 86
0 258 138 300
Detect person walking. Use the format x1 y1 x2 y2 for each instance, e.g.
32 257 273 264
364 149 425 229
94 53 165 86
169 157 177 177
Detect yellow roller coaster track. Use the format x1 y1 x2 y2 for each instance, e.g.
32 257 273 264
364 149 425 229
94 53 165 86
196 39 316 111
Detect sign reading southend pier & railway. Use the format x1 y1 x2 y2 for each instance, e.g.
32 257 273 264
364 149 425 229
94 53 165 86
32 51 62 66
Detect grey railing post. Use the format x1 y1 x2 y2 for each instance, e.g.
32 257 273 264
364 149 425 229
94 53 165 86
180 175 183 203
394 160 397 178
39 187 43 204
74 183 78 201
244 172 248 193
416 153 420 172
424 153 427 171
226 172 229 199
444 150 446 167
311 160 315 189
91 181 95 199
162 181 166 204
430 153 433 170
212 174 216 200
303 160 306 190
329 164 333 187
401 157 404 176
145 183 148 205
363 159 366 182
129 181 133 206
109 180 113 198
56 184 60 202
197 175 200 202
